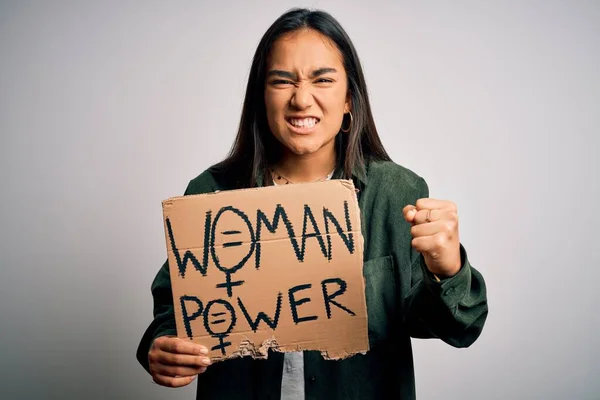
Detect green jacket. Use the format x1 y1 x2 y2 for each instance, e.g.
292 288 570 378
137 160 488 399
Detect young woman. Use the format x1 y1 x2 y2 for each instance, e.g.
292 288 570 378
137 8 488 400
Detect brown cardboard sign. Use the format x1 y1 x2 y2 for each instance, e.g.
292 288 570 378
162 180 369 362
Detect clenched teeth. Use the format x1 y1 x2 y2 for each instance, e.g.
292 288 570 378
289 117 319 128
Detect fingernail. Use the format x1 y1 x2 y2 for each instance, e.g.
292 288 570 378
199 347 209 355
191 375 197 381
201 357 211 366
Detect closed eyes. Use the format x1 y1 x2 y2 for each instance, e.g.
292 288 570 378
268 78 334 86
270 79 294 85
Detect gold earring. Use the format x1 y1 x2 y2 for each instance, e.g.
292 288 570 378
341 111 353 133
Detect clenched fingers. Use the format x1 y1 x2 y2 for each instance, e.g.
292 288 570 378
411 219 457 238
415 198 457 212
411 233 449 257
403 205 417 223
412 209 445 225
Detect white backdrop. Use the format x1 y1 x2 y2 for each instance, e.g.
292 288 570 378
1 1 598 399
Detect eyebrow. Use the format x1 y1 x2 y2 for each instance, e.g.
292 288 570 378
267 67 338 80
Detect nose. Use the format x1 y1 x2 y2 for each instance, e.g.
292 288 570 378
289 84 313 110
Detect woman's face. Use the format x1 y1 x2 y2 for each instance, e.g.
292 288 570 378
264 29 350 159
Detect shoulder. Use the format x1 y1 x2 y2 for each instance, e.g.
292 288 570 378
184 169 219 195
366 160 428 198
185 164 242 195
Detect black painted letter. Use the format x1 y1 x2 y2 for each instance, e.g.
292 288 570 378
180 295 204 338
167 211 212 278
203 299 237 355
211 206 254 296
288 284 318 324
237 292 283 331
255 205 301 268
321 278 356 318
322 200 355 260
300 204 328 260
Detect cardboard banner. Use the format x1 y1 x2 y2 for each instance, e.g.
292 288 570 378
162 179 369 362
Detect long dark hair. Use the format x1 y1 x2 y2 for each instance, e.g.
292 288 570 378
210 8 391 188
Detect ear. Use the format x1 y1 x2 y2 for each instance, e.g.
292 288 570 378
344 96 352 114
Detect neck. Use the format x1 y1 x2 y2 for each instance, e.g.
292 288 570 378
274 148 336 183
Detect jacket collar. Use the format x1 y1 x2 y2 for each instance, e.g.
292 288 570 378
334 160 369 189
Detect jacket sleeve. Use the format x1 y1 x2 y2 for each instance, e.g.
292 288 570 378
136 174 217 374
136 259 177 373
404 178 488 348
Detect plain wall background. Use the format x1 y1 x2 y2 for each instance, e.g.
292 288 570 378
1 1 598 399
